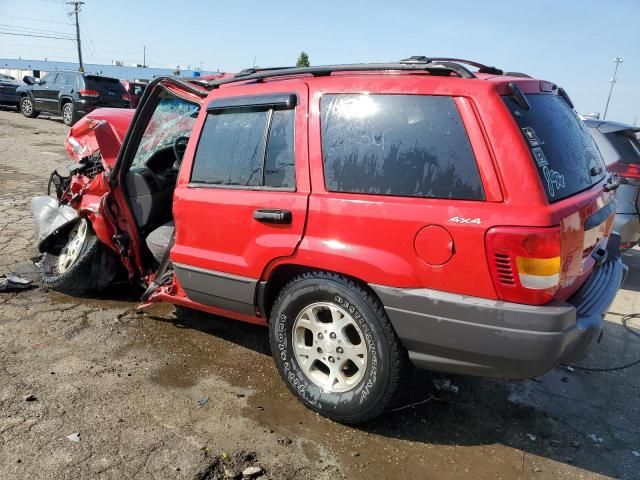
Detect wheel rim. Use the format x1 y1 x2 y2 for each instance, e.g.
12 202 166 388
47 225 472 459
22 98 32 115
57 219 88 273
292 302 368 393
63 104 72 124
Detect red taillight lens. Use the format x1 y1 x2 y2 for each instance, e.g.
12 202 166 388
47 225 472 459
78 89 99 98
608 161 640 180
486 226 562 305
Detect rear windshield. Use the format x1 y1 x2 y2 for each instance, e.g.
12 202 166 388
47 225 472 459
504 94 606 202
85 75 125 92
605 131 640 164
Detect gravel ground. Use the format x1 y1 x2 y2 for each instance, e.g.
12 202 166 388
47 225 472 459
0 108 639 479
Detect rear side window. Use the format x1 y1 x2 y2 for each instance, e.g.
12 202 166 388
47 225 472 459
320 94 484 200
605 132 640 164
191 105 295 189
504 94 605 202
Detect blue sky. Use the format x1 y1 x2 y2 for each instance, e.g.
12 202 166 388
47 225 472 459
1 0 638 123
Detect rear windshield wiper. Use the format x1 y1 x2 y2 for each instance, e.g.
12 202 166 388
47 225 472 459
508 82 530 111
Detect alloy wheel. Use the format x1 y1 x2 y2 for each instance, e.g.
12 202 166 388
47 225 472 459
292 302 368 393
57 219 88 273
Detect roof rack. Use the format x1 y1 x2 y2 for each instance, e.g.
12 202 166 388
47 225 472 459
400 56 504 75
204 61 476 89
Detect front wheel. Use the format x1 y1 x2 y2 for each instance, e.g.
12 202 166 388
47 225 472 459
20 96 40 118
269 271 408 424
39 219 115 295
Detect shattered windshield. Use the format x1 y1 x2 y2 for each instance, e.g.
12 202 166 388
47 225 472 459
131 95 199 169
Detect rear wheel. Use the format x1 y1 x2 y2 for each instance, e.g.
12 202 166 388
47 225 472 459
20 96 39 118
62 102 76 126
269 271 407 424
40 219 114 295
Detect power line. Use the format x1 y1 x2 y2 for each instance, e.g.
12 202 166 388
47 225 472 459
0 24 74 38
0 14 73 26
0 31 75 41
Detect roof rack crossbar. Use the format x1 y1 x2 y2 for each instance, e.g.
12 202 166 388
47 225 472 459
401 56 504 75
204 62 475 88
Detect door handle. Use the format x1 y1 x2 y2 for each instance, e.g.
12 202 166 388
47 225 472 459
253 209 292 224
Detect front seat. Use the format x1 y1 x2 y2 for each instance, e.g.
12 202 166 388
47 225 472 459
145 221 174 263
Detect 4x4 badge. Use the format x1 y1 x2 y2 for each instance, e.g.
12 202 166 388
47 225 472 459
448 216 481 224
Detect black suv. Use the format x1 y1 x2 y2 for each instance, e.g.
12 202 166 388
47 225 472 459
16 71 128 126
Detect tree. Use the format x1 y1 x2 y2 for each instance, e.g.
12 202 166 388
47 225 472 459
296 51 310 68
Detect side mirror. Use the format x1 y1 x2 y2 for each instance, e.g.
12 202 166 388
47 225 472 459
23 76 36 85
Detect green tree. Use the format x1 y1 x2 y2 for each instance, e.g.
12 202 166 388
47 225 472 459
296 51 310 68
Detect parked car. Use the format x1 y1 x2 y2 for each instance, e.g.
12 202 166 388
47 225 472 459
31 58 626 423
584 118 640 250
121 80 147 109
0 73 21 111
16 71 129 126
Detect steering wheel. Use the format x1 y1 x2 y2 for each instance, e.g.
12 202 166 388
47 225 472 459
173 136 189 167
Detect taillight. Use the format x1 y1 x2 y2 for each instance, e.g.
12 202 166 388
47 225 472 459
608 161 640 180
486 226 562 305
79 89 99 98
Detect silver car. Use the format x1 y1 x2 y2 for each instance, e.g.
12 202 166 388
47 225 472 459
584 119 640 250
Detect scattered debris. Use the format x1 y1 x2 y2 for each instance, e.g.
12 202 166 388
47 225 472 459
277 437 293 446
66 433 80 443
432 378 459 394
256 405 264 411
24 394 37 402
564 366 575 372
632 451 640 457
0 274 34 292
526 433 537 441
196 396 209 407
587 434 604 444
390 395 434 412
351 452 360 457
242 465 263 477
532 466 542 472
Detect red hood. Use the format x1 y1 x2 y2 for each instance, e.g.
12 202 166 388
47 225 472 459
65 108 135 167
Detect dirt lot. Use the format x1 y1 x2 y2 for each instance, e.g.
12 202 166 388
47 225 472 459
0 108 639 480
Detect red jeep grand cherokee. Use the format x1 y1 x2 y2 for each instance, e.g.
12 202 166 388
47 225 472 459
32 58 626 423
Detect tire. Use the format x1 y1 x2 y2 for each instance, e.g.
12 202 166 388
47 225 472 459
61 101 76 126
269 271 408 424
39 219 114 295
20 96 40 118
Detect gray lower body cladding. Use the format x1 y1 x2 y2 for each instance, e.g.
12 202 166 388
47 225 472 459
372 240 627 379
174 263 257 316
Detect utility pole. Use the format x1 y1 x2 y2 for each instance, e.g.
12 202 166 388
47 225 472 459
603 56 623 120
143 45 146 67
66 1 85 72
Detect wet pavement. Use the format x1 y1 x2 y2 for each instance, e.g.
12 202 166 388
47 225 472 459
0 109 639 479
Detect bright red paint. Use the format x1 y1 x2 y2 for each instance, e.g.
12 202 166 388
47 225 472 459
61 69 616 324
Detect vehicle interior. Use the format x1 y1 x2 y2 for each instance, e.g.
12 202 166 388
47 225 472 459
123 91 199 264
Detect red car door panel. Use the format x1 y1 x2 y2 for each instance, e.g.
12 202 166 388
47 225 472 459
171 82 310 315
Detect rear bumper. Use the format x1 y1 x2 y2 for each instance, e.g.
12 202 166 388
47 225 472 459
372 237 627 379
75 98 129 115
612 212 640 248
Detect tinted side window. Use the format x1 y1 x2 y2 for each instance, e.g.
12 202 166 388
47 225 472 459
40 73 56 85
320 94 484 200
265 109 295 188
192 105 296 189
192 110 269 186
605 132 640 164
